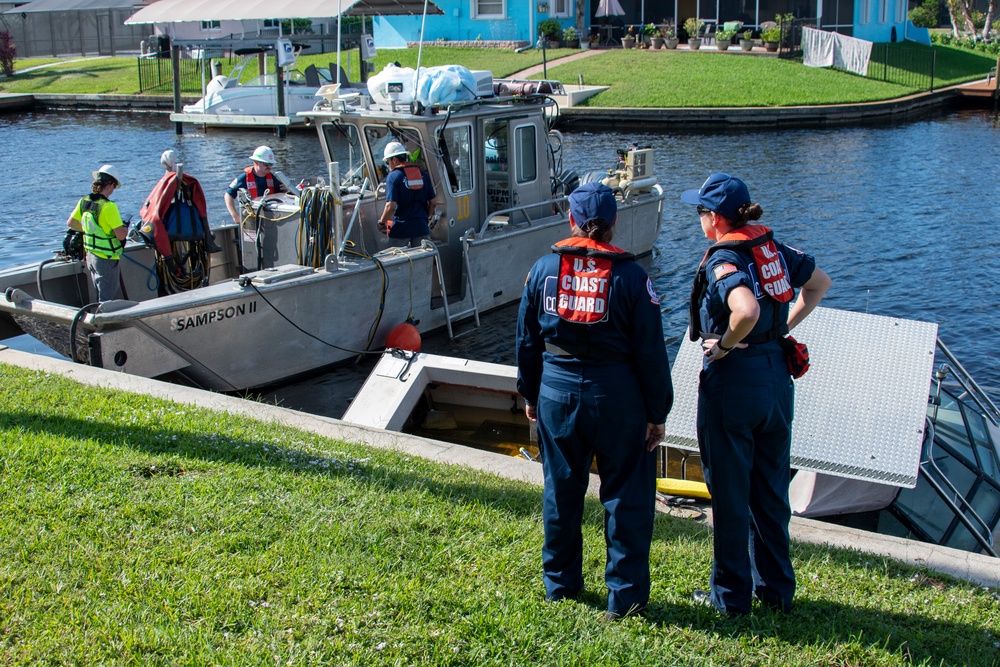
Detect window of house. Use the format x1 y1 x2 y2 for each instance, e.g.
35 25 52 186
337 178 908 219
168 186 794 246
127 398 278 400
473 0 505 20
263 18 280 28
515 125 536 185
200 20 221 31
895 0 906 23
860 0 870 24
879 0 888 23
551 0 571 18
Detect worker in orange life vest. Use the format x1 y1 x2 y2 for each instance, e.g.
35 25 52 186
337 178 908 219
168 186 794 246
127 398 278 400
377 141 438 248
224 145 286 225
515 181 673 621
682 173 831 616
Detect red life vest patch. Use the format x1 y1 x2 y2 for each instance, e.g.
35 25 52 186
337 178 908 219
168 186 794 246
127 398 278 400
556 254 612 323
751 240 793 303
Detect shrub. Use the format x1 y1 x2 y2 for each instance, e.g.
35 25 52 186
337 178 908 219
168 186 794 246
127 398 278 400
0 30 15 78
539 19 562 40
761 25 782 42
908 0 940 28
658 21 676 39
562 26 578 42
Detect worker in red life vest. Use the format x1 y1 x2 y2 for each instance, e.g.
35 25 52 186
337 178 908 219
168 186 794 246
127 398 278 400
66 165 127 302
224 145 286 225
141 150 222 264
515 181 673 621
377 141 439 248
682 173 831 616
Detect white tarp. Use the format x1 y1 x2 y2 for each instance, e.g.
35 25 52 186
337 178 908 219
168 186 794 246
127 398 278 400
802 27 873 77
126 0 441 24
789 471 900 517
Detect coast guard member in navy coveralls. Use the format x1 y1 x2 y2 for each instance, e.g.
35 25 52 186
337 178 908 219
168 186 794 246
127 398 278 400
681 173 830 616
516 182 673 621
378 141 438 247
224 146 286 225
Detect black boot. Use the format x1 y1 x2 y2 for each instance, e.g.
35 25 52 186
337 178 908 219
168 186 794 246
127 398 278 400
204 233 224 253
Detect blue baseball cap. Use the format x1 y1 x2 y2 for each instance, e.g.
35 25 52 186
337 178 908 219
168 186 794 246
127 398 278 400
680 173 751 219
568 182 617 227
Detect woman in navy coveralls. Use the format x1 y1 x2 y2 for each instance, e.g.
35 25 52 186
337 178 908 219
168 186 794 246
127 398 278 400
516 182 673 620
681 173 831 615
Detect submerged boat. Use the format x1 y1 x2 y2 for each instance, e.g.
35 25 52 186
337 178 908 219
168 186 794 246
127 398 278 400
0 71 665 392
344 308 1000 558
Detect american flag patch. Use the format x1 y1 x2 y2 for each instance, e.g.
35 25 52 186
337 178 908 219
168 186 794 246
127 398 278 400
713 263 738 280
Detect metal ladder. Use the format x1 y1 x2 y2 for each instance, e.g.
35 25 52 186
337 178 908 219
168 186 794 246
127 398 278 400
429 237 480 339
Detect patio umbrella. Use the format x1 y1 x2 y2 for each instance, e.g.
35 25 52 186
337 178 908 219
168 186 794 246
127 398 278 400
595 0 625 17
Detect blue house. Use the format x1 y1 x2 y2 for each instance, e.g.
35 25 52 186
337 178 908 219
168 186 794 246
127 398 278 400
374 0 934 47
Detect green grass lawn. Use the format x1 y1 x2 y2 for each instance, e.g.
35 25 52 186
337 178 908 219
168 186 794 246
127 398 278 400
2 44 994 107
1 363 998 666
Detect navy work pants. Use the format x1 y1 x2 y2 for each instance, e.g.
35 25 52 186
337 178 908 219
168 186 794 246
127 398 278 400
696 350 796 615
536 362 655 615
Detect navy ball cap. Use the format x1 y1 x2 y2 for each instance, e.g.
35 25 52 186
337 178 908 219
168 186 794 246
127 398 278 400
569 182 618 227
680 173 751 219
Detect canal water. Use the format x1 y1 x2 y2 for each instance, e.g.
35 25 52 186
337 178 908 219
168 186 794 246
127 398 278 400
1 109 998 415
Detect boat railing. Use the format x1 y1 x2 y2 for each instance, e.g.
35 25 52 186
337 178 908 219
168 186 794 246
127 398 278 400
934 338 1000 427
479 195 569 235
919 417 998 556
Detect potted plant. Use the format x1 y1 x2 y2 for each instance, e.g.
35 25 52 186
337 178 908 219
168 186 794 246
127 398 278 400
683 17 703 50
643 23 659 48
715 27 737 50
659 22 679 49
761 24 781 51
622 25 637 49
739 29 755 51
562 26 579 48
539 19 563 48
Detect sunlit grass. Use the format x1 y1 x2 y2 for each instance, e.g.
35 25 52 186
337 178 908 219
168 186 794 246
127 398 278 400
1 363 998 666
1 44 992 106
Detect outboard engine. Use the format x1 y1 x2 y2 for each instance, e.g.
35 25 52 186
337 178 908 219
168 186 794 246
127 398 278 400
205 74 229 96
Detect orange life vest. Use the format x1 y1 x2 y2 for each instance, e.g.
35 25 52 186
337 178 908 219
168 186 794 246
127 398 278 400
551 237 632 324
244 166 275 199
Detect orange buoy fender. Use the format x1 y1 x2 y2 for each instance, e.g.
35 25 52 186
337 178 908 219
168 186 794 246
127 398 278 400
386 322 421 351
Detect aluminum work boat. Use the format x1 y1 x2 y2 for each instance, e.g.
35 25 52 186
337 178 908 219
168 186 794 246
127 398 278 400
0 72 665 392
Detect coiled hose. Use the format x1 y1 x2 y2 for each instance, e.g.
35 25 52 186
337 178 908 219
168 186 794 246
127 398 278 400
297 187 336 268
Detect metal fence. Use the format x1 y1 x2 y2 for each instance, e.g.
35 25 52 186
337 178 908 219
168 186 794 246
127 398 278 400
137 53 211 94
778 18 818 60
0 8 146 57
868 43 936 91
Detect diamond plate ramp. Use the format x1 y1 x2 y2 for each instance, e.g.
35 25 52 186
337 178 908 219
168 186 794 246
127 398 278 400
662 307 936 488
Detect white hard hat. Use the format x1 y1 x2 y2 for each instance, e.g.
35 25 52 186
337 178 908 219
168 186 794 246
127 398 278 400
92 164 122 188
249 145 276 164
160 149 177 170
383 141 408 161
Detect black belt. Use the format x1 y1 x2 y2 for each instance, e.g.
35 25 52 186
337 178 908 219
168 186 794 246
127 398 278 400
544 341 630 363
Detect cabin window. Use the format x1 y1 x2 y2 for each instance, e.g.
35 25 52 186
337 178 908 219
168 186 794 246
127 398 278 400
440 125 474 194
322 123 365 189
514 125 536 185
200 20 221 31
473 0 505 20
484 119 511 213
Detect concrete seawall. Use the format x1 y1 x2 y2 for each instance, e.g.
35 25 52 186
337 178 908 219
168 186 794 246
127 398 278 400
6 86 988 130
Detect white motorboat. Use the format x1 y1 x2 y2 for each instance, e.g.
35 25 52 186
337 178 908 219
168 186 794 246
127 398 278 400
343 308 1000 558
0 70 665 393
172 52 361 127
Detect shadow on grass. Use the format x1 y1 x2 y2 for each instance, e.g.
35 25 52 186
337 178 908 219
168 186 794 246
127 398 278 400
649 595 997 667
